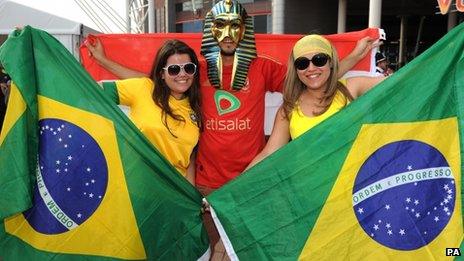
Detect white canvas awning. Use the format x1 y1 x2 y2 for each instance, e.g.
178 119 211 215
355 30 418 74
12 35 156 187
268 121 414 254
0 0 100 59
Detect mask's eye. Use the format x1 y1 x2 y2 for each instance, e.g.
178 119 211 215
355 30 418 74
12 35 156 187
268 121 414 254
213 20 226 29
230 20 242 29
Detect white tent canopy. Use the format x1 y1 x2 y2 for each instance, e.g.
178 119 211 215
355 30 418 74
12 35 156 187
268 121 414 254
0 0 100 59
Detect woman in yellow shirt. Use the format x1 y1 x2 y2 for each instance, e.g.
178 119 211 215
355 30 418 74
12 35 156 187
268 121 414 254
247 34 384 168
87 39 201 184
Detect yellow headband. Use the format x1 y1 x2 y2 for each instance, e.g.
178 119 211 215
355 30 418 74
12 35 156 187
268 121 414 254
292 35 333 60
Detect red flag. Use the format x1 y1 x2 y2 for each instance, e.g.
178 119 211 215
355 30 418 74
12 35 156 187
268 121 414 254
81 28 382 81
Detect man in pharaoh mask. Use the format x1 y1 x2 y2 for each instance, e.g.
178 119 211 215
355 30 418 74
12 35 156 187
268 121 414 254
195 1 377 259
195 0 375 194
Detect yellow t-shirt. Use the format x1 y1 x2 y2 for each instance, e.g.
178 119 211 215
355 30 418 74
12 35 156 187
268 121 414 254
289 89 349 139
103 77 199 176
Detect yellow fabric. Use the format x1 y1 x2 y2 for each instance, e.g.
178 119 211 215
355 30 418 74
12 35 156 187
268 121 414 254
116 77 199 176
290 89 348 139
293 35 333 59
0 83 25 146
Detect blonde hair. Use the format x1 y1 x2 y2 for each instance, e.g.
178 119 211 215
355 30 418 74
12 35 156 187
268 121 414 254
282 36 352 119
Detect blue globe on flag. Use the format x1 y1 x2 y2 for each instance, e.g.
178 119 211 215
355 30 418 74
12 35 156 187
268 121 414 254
352 140 455 250
24 119 108 234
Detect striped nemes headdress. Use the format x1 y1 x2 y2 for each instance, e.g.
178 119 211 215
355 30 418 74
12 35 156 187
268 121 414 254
201 0 257 90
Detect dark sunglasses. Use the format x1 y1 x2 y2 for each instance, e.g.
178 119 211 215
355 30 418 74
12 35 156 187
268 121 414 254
163 62 197 76
294 53 330 70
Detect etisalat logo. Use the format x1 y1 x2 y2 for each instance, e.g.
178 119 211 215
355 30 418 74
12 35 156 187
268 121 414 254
352 140 456 251
206 90 251 131
214 90 241 116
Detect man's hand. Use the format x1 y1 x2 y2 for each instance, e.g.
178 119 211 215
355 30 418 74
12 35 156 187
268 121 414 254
0 82 10 96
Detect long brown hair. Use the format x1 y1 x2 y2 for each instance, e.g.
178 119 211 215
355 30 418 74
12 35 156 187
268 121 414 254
150 40 202 137
282 42 352 119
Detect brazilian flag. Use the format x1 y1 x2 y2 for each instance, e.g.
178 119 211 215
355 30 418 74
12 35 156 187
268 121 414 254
207 23 464 259
0 26 208 260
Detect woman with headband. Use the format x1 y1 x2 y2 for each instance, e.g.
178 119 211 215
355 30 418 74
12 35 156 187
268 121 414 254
247 34 384 168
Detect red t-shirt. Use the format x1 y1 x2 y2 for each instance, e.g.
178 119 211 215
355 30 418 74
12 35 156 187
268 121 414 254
196 56 286 188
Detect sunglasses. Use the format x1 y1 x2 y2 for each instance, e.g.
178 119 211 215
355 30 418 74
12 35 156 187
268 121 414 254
294 53 330 70
163 62 197 76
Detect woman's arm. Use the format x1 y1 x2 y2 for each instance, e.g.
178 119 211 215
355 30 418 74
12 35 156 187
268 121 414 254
85 37 148 79
185 151 196 185
346 76 386 98
338 36 379 78
245 107 291 171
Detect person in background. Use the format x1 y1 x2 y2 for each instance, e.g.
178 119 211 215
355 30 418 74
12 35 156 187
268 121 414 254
386 64 396 75
247 34 385 169
375 52 390 76
87 39 202 185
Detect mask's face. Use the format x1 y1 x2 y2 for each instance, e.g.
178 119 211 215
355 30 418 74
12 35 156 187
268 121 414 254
211 13 245 44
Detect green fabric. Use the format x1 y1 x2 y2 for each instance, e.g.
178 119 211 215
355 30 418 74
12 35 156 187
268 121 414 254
208 23 464 260
0 26 208 260
101 81 119 104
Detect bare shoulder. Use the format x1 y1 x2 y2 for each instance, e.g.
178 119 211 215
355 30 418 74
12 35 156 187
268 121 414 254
346 76 385 98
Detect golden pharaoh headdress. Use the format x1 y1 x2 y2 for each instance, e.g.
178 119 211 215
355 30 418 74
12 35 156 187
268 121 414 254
200 0 257 90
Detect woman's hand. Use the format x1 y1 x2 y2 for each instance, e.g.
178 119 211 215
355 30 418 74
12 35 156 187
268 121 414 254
83 35 148 79
84 35 107 63
351 36 381 60
202 198 211 213
338 36 382 78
